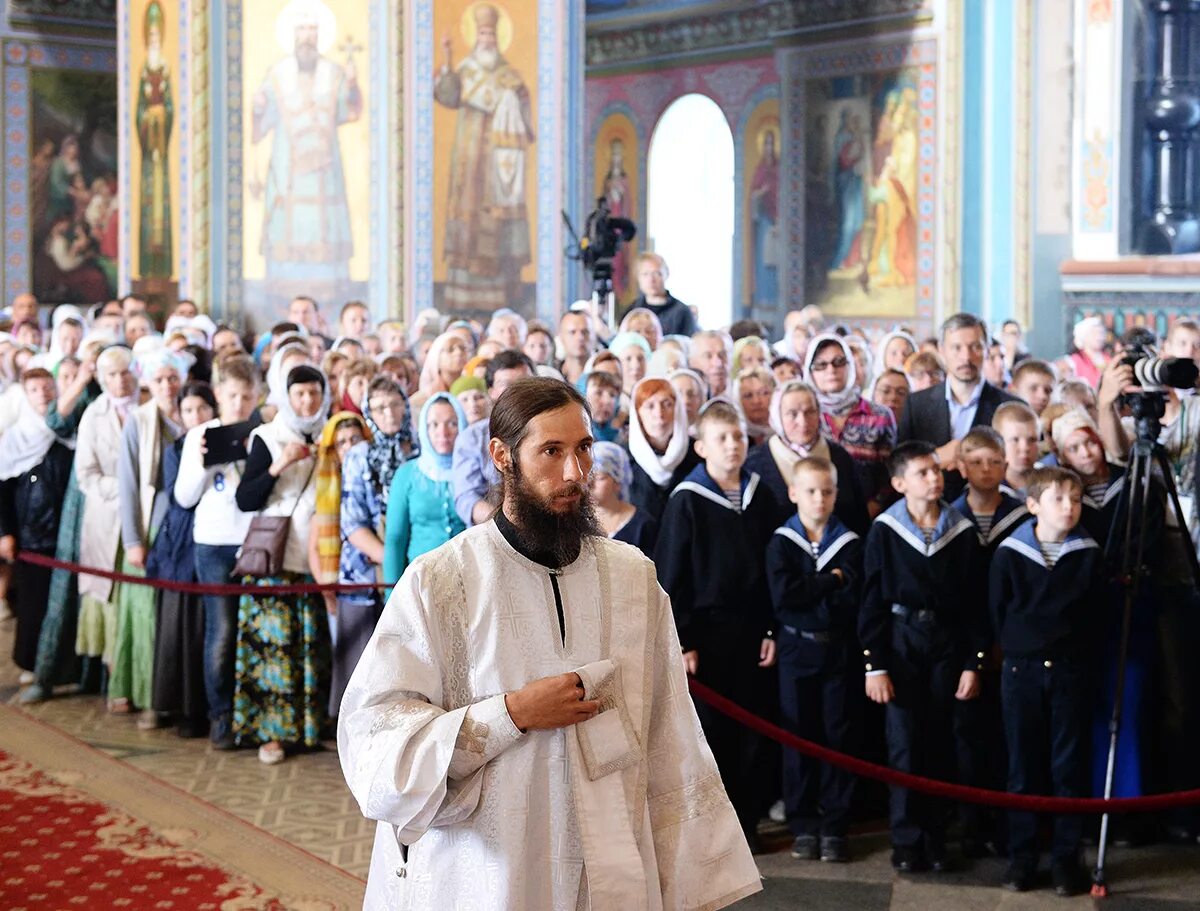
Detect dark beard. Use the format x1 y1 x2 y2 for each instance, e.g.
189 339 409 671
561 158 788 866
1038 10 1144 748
503 458 601 567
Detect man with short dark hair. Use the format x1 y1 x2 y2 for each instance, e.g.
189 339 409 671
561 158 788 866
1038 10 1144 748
452 349 535 526
340 376 759 910
897 313 1017 500
625 252 697 337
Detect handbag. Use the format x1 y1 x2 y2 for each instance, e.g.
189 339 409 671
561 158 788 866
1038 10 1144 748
233 460 315 578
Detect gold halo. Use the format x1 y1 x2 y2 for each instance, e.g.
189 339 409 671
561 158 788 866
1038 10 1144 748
460 2 513 54
756 119 781 156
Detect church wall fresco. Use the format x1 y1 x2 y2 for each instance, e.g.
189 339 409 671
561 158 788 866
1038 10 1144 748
127 0 180 293
2 39 118 307
591 109 639 309
431 0 538 319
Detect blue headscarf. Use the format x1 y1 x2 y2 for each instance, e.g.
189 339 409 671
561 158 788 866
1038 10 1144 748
416 391 468 483
591 441 633 502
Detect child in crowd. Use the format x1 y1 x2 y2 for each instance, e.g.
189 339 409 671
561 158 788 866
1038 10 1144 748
990 466 1103 896
858 441 987 873
766 456 862 863
953 427 1029 553
950 426 1028 856
992 401 1041 498
1052 410 1121 545
450 375 489 426
655 400 780 850
173 354 261 749
583 370 625 443
1010 360 1056 417
1052 380 1099 424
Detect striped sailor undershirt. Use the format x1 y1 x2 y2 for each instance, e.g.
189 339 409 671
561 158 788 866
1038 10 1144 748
975 512 995 538
722 488 742 512
1039 539 1064 568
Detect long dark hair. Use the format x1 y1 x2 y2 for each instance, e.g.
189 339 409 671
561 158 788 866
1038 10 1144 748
488 377 591 455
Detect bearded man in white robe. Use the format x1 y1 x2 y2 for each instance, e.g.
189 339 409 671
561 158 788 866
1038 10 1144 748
339 377 760 910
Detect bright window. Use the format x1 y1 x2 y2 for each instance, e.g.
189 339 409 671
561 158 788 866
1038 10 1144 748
647 94 735 330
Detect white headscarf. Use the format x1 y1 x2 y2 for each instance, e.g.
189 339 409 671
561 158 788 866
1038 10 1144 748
266 341 309 408
0 388 57 480
803 333 861 417
875 330 918 372
627 377 691 487
768 379 822 456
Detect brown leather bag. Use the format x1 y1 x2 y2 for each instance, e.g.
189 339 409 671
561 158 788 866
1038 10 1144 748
232 462 315 579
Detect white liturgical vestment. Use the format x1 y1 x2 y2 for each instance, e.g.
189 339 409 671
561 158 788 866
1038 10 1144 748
339 521 761 910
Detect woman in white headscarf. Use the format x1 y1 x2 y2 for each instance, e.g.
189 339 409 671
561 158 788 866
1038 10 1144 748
233 364 332 765
626 376 699 521
803 333 896 514
744 378 870 534
875 329 918 374
75 346 140 681
410 330 471 414
109 347 189 719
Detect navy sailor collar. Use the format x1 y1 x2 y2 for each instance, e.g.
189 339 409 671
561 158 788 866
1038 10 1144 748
673 463 761 512
874 497 976 556
950 490 1030 545
1082 464 1124 510
997 516 1099 569
774 514 858 571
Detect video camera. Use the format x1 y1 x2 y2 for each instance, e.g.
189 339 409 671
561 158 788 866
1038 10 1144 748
1119 341 1200 442
563 196 638 329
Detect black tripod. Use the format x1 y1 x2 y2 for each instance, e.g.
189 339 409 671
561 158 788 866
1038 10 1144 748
1092 397 1200 897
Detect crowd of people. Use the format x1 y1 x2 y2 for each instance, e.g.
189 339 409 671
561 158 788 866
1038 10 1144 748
2 248 1200 898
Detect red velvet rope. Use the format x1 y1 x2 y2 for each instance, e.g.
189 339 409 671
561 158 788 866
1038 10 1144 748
15 551 389 597
687 679 1200 814
17 550 1200 812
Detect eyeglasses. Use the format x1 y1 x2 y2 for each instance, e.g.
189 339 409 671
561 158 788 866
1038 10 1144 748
809 357 848 372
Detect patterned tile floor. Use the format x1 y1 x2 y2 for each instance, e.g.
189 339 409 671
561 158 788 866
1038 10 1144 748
4 611 1200 908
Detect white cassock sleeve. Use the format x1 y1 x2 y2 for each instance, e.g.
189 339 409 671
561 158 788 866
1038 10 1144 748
337 562 524 845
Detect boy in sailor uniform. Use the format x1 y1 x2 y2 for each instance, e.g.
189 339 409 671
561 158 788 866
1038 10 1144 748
950 426 1029 855
766 455 863 864
655 399 782 850
990 466 1103 896
858 440 988 873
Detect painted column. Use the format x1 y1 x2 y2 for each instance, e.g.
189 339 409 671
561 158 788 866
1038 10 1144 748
1137 0 1200 254
1071 0 1130 260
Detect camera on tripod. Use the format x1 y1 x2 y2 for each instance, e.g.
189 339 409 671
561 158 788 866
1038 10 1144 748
563 197 637 330
1117 342 1199 442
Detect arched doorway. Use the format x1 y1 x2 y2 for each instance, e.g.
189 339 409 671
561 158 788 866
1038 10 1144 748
646 94 735 330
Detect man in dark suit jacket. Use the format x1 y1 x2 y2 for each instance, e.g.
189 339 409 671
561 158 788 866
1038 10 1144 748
897 313 1018 500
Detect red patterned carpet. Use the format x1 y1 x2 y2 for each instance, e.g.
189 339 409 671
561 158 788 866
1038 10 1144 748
0 749 291 910
0 705 364 910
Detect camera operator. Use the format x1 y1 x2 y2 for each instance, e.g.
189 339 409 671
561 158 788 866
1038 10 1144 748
1097 354 1200 843
625 252 697 338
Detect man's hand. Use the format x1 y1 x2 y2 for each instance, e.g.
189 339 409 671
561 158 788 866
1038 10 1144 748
0 535 15 562
682 649 699 676
865 672 894 704
934 439 960 467
758 638 776 668
504 672 601 732
1098 358 1136 412
126 544 147 569
955 670 981 701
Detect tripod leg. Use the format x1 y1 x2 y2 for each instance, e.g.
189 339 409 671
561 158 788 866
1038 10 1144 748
1093 445 1151 896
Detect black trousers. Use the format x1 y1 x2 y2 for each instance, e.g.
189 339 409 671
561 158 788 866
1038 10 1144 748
692 619 768 835
12 558 52 672
954 665 1007 840
1001 655 1089 864
884 619 958 850
777 630 857 838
